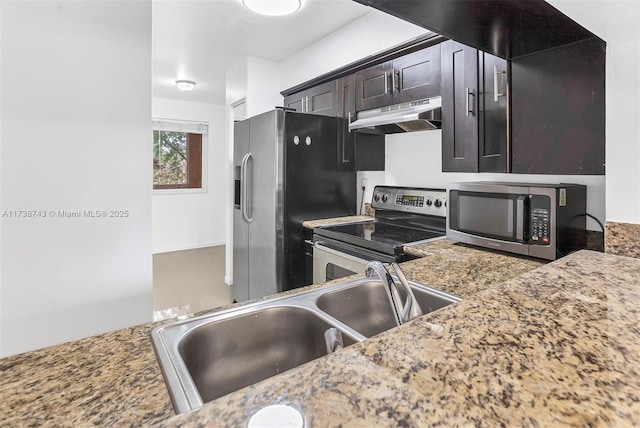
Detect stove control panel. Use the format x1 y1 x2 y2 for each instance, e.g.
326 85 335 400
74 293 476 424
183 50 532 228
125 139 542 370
371 186 446 217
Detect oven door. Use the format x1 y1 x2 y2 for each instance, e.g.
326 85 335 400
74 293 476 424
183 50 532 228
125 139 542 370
312 236 396 284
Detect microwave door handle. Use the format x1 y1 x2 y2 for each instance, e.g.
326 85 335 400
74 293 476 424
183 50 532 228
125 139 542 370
516 196 526 242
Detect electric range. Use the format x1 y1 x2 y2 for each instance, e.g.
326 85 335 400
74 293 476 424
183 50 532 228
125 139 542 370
312 186 447 283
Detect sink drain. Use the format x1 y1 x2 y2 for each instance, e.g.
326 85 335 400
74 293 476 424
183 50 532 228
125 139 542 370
248 404 304 428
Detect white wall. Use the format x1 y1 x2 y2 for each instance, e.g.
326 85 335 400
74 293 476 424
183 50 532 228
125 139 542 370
152 98 226 253
545 0 640 224
0 2 3 356
0 1 152 356
279 10 429 89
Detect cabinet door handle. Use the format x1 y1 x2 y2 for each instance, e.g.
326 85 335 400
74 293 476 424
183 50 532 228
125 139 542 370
493 65 506 102
392 70 399 92
384 71 389 94
466 87 475 116
348 111 352 133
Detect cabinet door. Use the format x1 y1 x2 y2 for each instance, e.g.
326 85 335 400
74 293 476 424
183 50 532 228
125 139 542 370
393 44 441 104
336 75 355 171
511 37 605 175
355 61 394 111
284 94 305 112
479 52 509 172
284 80 338 116
441 40 479 172
306 80 338 116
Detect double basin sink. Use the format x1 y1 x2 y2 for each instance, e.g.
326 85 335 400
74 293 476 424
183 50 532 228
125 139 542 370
151 276 461 414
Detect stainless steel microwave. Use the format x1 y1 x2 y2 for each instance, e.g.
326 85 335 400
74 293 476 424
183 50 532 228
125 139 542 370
446 182 587 260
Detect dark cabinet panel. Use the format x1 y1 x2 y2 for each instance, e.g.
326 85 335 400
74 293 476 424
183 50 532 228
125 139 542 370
355 0 599 60
355 44 442 111
511 37 605 175
285 76 385 172
441 40 479 172
337 75 356 171
338 74 385 171
285 97 304 113
284 80 338 117
479 52 509 173
442 40 510 173
394 44 441 104
355 61 394 111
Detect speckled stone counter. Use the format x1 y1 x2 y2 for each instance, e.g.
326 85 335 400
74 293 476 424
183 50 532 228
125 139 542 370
0 323 173 426
155 250 640 427
401 239 545 296
302 215 372 229
605 221 640 258
4 242 638 427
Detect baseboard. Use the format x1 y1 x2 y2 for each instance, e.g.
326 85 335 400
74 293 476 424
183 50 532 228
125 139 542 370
153 240 226 254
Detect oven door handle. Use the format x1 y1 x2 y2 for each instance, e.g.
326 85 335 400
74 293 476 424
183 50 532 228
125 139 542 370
313 242 370 265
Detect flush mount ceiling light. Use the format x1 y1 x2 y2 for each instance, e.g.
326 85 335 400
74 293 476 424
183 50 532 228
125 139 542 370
242 0 302 16
175 80 196 92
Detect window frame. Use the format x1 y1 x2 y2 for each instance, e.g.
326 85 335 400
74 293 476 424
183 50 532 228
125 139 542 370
152 119 208 193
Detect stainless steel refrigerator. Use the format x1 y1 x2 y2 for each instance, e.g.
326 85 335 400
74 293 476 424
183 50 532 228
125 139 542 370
233 108 356 302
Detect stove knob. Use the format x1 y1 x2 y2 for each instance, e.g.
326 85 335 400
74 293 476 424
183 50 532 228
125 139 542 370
374 194 380 202
381 194 389 203
426 199 433 206
434 199 443 208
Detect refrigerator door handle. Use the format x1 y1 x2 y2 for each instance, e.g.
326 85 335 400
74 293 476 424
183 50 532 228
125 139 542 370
241 152 253 223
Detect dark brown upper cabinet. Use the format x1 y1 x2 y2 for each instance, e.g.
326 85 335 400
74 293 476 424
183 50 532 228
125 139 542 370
284 80 338 117
355 44 441 111
479 52 509 173
337 74 386 171
441 40 509 173
441 41 479 172
511 37 605 175
284 75 386 172
336 75 356 170
354 0 600 60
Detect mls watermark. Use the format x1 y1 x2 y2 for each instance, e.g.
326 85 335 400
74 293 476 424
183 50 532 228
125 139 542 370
1 209 130 219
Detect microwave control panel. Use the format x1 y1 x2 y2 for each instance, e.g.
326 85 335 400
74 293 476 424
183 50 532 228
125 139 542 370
529 195 551 245
372 186 446 217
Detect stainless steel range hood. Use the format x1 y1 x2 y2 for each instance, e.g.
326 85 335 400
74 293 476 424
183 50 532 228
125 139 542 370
349 97 441 134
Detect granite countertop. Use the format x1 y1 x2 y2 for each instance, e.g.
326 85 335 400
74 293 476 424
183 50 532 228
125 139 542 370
0 322 173 426
156 249 640 427
302 215 373 229
2 242 638 426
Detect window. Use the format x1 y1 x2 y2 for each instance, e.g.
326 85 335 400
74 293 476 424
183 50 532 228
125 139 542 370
152 120 207 190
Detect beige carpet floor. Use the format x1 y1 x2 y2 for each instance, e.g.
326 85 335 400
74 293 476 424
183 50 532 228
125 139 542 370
152 245 231 320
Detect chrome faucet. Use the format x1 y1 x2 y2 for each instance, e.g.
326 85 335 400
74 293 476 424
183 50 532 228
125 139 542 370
364 261 423 326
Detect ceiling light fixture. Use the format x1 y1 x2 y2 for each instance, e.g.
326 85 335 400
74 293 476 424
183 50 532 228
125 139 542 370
242 0 302 16
175 80 196 92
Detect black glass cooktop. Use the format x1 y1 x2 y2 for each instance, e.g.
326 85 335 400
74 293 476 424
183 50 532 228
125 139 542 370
314 218 446 256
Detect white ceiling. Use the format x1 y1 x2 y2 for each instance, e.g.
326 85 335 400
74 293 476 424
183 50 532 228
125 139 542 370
152 0 373 104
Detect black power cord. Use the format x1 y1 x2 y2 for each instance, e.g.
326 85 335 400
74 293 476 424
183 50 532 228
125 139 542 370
575 213 605 232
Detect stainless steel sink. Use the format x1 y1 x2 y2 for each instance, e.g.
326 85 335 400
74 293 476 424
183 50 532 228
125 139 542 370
316 280 460 337
151 276 460 414
179 306 356 404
